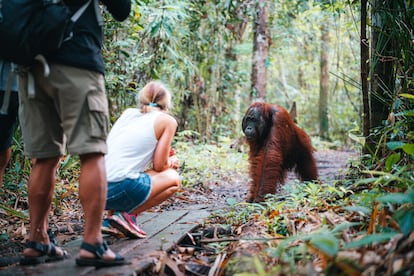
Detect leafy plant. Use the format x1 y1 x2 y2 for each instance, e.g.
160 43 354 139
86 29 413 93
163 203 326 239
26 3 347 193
376 189 414 236
175 136 248 189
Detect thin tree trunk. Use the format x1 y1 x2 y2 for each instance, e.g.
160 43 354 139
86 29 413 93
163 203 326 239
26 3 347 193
319 25 330 140
361 0 370 152
370 0 394 129
250 0 269 102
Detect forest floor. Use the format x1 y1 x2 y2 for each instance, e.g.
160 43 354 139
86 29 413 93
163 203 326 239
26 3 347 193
0 148 362 275
1 141 412 276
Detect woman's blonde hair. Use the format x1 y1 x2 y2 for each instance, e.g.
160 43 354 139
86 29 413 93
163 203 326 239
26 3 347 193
138 81 172 113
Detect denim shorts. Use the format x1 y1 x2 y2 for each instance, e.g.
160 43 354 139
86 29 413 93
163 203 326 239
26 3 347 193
105 173 152 213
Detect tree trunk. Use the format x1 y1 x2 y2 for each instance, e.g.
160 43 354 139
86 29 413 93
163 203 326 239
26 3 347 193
250 0 269 102
319 24 330 140
361 0 370 148
368 0 396 155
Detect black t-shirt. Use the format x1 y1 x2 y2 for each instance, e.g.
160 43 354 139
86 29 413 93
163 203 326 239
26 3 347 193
48 0 131 75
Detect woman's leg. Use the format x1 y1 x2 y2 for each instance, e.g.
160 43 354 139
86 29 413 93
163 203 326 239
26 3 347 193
131 169 181 215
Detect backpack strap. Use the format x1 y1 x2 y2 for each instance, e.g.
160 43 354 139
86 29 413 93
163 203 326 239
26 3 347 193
70 0 92 22
0 0 3 23
63 0 103 42
70 0 103 26
93 0 104 26
0 63 17 115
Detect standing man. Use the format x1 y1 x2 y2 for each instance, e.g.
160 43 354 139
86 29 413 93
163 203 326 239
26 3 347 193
19 0 131 267
0 60 18 188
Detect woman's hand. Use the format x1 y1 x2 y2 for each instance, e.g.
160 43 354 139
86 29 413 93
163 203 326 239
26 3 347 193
168 155 179 169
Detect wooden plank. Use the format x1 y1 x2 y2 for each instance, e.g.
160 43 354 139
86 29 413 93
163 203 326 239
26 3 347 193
0 207 210 276
86 208 210 276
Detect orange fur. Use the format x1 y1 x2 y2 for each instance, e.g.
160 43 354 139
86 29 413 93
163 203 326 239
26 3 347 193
242 102 318 202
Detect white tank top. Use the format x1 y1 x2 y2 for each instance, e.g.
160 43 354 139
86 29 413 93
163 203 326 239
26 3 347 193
105 108 161 182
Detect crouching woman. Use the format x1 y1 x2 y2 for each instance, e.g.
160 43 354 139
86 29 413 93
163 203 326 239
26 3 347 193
104 81 181 238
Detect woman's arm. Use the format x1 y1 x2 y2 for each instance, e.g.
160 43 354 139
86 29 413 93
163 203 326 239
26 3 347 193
152 114 178 172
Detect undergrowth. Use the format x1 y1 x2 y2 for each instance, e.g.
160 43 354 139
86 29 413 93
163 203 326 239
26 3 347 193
173 134 248 189
1 130 413 275
206 152 414 275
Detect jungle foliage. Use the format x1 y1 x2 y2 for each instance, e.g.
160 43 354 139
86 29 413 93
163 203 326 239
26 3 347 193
102 0 361 143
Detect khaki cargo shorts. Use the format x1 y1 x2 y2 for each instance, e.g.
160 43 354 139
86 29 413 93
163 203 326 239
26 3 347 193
18 63 109 159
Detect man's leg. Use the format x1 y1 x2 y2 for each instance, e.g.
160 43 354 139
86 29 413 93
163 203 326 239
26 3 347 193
78 153 119 260
22 157 65 257
0 147 11 187
0 90 19 188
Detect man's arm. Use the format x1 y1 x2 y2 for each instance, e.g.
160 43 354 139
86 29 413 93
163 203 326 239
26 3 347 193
101 0 131 21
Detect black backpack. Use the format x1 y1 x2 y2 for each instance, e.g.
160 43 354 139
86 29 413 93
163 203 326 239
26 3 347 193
0 0 95 66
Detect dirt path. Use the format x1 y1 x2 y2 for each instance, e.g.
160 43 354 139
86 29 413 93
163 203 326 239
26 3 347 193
191 148 358 206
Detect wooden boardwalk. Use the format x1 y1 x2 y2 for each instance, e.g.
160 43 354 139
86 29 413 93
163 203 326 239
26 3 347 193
0 205 211 276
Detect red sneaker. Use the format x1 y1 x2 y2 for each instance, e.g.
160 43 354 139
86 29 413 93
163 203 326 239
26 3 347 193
121 212 147 238
108 212 145 239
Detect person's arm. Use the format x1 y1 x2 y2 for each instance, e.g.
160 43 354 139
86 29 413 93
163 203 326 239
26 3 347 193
153 114 178 172
101 0 131 21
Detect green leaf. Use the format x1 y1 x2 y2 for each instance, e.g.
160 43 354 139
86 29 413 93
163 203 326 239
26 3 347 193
163 22 173 36
331 222 362 233
0 233 9 242
14 162 21 173
150 21 161 36
385 153 400 171
253 256 266 275
402 144 414 155
386 141 405 150
0 203 28 219
309 233 339 257
399 109 414 117
348 132 365 145
377 192 414 204
400 93 414 100
393 206 414 236
343 233 398 249
343 205 371 215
